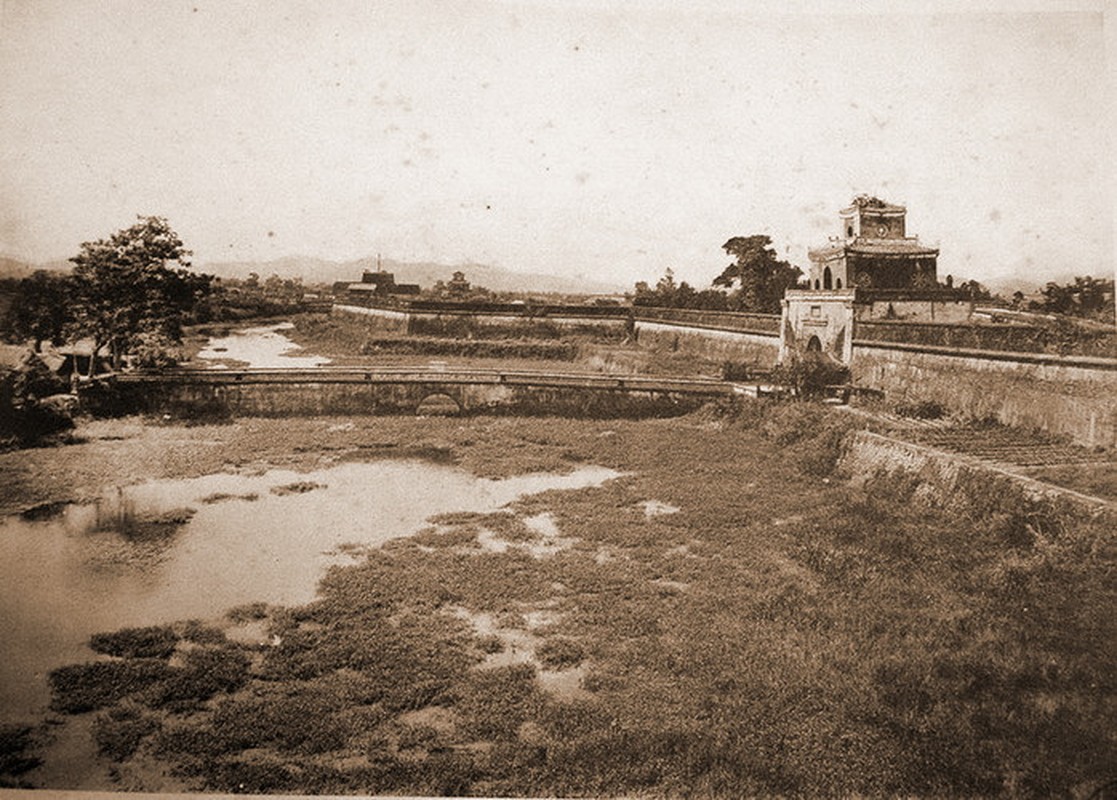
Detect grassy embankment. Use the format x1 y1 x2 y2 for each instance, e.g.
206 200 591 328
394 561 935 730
284 312 728 378
8 402 1113 796
1027 463 1117 503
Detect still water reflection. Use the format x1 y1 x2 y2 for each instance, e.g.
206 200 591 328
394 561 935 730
0 460 619 722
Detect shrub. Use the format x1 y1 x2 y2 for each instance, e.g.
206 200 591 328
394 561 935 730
476 634 505 654
770 358 850 399
205 759 297 794
131 331 184 370
208 692 352 755
536 637 586 669
89 625 179 659
92 706 159 761
750 401 860 477
144 648 251 709
49 660 174 713
0 724 42 778
452 664 542 741
720 361 755 381
270 481 325 496
177 619 228 645
226 602 268 623
1 400 73 447
894 399 946 420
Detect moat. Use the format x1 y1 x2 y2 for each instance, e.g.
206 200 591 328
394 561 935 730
0 459 619 724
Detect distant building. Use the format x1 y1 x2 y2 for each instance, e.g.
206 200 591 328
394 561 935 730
447 271 471 296
360 270 397 294
806 195 939 290
342 269 420 302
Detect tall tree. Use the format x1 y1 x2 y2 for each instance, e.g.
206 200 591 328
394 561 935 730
69 216 213 372
5 270 72 351
714 235 802 314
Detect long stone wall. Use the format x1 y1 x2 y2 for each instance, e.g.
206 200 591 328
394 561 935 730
633 320 781 366
333 303 629 340
855 319 1117 358
332 304 409 333
632 307 780 334
851 342 1117 448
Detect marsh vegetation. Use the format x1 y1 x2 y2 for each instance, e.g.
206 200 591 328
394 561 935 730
1 402 1111 796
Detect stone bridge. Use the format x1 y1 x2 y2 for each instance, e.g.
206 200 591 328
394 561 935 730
107 367 737 419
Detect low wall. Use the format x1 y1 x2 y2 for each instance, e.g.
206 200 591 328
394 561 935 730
855 319 1117 357
851 342 1117 448
333 303 629 340
633 307 780 334
840 430 1115 514
332 304 409 333
634 321 780 367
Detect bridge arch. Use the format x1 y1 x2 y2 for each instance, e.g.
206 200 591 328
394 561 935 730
416 392 461 416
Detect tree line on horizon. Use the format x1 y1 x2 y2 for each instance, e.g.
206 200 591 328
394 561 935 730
633 235 802 314
2 222 1112 368
632 234 1114 323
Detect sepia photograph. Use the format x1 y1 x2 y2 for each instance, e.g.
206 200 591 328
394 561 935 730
0 0 1113 797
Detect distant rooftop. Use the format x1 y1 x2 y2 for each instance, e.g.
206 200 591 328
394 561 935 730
809 239 939 259
844 194 905 212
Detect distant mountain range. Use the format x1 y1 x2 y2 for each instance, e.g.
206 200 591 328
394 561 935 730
4 252 1104 298
202 255 629 295
981 271 1114 298
0 253 628 296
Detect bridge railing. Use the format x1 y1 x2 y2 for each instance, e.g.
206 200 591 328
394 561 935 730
115 367 737 396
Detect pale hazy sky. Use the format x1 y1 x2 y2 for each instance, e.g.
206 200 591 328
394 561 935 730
0 0 1111 289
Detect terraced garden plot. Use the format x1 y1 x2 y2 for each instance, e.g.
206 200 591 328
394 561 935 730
906 428 1111 467
860 412 1112 468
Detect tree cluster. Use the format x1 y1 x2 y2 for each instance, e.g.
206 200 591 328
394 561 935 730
1030 276 1114 322
632 269 732 311
2 217 214 372
633 235 804 314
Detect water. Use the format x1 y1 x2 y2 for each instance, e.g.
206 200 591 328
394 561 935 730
195 322 331 368
0 460 619 723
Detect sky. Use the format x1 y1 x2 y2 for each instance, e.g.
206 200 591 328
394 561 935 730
0 0 1111 291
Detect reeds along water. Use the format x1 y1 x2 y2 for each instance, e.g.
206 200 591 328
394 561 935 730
91 487 194 540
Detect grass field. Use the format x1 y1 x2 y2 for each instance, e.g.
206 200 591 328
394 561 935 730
281 312 733 378
8 401 1114 796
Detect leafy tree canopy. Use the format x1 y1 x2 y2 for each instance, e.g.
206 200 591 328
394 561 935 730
69 216 213 371
1032 276 1114 322
714 235 803 314
633 268 730 310
5 270 72 350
